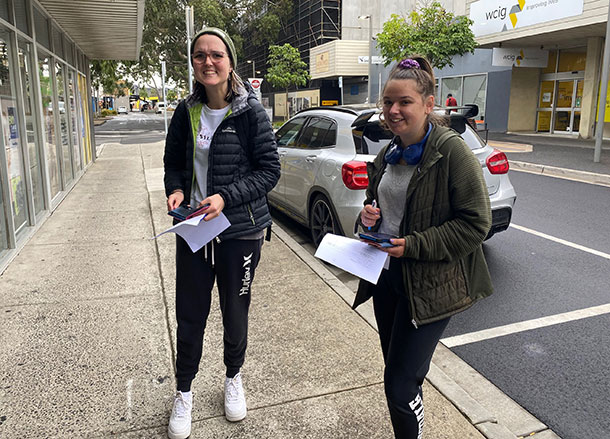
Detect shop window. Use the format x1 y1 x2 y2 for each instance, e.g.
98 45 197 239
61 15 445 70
539 81 554 108
463 75 487 121
0 31 28 234
33 7 49 49
556 81 574 108
78 74 92 164
0 0 9 23
38 55 60 198
55 62 73 185
558 49 586 73
18 39 44 215
52 26 63 59
15 0 31 35
542 50 557 74
67 69 81 173
65 39 74 66
441 77 462 107
537 112 551 132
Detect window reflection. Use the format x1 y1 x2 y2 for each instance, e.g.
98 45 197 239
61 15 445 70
39 55 60 198
0 33 28 233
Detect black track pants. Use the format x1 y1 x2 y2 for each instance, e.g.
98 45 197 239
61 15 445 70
174 236 263 392
372 257 450 439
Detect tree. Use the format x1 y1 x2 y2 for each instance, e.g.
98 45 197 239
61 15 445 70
375 1 477 69
90 1 293 95
265 44 310 120
90 60 131 96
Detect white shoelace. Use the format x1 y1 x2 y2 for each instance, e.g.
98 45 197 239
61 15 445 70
173 392 192 419
225 376 242 403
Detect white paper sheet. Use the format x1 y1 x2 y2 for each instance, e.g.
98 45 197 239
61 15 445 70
314 233 389 284
153 213 231 253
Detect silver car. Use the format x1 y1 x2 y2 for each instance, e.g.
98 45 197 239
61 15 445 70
268 105 516 245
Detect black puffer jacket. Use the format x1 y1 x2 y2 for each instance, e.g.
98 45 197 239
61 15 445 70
163 86 280 240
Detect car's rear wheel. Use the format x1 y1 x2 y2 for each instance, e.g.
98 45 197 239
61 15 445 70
310 195 339 247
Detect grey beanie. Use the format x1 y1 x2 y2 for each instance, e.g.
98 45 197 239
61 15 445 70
191 27 237 67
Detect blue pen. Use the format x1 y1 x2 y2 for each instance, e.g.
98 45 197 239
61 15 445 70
368 200 377 230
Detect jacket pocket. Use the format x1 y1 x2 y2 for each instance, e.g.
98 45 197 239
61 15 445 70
410 259 471 321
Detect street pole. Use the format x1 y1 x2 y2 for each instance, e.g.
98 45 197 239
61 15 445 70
186 6 194 94
368 14 373 105
247 60 255 78
358 14 373 105
594 4 610 162
161 60 168 136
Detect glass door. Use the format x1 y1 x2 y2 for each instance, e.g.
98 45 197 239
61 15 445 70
553 80 574 133
536 81 554 132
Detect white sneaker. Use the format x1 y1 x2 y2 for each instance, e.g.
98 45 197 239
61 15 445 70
168 391 192 439
224 373 247 422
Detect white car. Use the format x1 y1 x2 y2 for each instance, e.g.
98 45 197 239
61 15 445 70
156 103 165 114
268 105 516 246
117 106 128 114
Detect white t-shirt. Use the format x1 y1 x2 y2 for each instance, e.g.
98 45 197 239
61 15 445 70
191 103 230 206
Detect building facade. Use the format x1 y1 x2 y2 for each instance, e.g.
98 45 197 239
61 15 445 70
0 0 143 272
454 0 610 137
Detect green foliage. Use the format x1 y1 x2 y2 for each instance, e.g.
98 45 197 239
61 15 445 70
375 1 477 69
101 109 117 116
265 44 310 91
90 60 131 96
166 88 178 101
90 0 294 95
123 0 247 93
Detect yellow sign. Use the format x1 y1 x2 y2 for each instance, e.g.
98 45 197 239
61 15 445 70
596 81 610 123
316 52 330 74
321 100 338 106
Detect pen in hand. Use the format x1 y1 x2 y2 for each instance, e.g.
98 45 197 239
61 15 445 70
368 200 377 231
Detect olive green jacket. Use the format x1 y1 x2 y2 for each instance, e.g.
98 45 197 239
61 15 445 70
353 125 494 326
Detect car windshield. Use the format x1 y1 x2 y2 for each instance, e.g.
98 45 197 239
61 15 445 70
353 119 393 155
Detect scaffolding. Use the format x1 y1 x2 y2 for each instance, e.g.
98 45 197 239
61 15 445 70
240 0 341 81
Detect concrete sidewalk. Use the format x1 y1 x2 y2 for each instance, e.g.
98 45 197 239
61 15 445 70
1 140 489 438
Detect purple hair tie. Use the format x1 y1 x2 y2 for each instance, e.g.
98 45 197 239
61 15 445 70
399 59 420 70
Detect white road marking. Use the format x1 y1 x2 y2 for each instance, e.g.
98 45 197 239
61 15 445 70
441 303 610 347
442 224 610 347
510 223 610 260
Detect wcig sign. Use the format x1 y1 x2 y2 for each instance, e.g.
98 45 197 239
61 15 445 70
470 0 584 37
492 48 549 67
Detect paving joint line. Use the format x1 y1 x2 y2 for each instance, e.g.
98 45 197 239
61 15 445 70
140 144 178 377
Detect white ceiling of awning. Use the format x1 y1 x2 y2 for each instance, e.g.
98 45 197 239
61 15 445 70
37 0 145 61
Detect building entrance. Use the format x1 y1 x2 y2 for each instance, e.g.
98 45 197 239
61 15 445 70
536 48 585 135
537 78 583 134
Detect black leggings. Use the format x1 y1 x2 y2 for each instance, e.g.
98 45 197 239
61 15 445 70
174 236 263 392
372 257 450 439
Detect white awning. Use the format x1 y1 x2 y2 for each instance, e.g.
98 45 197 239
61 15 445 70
38 0 145 60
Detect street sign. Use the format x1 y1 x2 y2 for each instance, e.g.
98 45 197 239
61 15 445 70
249 78 263 90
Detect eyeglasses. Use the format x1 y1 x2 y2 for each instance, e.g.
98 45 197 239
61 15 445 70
191 51 227 64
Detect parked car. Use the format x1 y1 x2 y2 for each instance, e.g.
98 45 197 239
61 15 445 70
156 103 165 114
117 106 128 114
268 105 516 246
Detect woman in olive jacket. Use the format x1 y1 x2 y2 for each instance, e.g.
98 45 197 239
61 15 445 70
356 57 493 439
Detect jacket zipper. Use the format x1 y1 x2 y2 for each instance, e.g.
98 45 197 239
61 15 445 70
247 203 255 225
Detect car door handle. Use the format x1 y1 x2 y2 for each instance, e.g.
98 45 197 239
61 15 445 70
305 155 317 162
